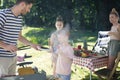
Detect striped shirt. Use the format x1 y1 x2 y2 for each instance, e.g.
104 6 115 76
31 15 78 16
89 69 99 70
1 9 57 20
0 8 23 57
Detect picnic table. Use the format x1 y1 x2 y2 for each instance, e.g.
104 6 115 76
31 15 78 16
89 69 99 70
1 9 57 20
73 55 108 80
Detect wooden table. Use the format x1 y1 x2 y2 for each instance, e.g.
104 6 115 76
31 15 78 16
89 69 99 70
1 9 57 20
73 55 108 80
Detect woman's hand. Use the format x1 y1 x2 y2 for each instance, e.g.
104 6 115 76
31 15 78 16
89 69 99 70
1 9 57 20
108 31 113 36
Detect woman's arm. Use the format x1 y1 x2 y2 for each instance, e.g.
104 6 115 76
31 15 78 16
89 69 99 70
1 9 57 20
49 34 55 52
117 25 120 35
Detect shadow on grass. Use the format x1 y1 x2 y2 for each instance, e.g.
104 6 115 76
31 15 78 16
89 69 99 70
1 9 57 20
82 75 99 80
72 65 120 80
71 65 99 80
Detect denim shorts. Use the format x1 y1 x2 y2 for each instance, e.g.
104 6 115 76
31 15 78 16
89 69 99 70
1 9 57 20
108 40 120 57
56 74 71 80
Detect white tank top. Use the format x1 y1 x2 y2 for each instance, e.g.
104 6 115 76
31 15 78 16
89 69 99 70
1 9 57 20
110 25 120 40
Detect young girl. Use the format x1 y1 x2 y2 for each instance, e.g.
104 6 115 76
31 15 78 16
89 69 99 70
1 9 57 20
107 8 120 70
55 30 74 80
50 15 64 76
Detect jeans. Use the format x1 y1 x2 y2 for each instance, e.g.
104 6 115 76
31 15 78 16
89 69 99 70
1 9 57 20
56 74 71 80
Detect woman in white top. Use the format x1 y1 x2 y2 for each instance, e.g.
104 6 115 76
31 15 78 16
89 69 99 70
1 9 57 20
107 8 120 70
50 15 64 76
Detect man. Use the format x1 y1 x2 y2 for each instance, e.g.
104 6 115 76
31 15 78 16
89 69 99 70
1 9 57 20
0 0 40 77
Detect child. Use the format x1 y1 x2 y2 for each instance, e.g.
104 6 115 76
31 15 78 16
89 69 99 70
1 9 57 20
55 29 74 80
50 15 64 76
107 8 120 70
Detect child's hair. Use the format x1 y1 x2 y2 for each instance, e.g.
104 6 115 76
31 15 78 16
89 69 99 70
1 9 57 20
56 15 64 22
110 8 119 17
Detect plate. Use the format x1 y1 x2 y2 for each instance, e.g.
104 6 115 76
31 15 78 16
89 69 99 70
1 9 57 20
38 46 49 51
40 48 50 51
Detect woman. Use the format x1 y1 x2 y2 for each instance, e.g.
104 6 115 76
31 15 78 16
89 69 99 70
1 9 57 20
50 15 64 76
107 8 120 70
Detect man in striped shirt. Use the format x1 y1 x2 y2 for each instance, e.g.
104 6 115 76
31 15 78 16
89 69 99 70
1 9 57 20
0 0 40 77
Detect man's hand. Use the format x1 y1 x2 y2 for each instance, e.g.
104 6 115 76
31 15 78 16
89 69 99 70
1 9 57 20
30 43 41 50
3 44 18 53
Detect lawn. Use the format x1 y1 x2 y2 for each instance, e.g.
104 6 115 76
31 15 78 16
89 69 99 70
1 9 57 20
17 26 119 80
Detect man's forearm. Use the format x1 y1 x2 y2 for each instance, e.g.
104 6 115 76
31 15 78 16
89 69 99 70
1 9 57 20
18 35 32 46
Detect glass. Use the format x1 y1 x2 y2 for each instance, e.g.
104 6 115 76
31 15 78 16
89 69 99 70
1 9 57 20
69 40 74 47
78 45 81 50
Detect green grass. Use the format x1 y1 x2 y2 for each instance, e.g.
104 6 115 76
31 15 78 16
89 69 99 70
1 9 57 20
17 26 120 80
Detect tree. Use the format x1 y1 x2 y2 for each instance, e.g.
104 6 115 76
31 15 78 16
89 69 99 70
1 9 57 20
94 0 120 31
1 0 120 31
0 0 3 7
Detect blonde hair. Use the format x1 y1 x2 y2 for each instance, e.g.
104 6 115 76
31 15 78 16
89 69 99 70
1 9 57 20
110 8 119 17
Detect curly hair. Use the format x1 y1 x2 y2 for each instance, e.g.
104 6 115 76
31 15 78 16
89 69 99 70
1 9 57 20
16 0 34 4
110 8 119 17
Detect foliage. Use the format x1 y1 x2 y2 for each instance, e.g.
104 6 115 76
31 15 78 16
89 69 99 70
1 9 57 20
18 26 55 47
1 0 120 31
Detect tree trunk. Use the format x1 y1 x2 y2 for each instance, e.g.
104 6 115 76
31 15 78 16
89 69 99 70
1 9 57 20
94 0 110 31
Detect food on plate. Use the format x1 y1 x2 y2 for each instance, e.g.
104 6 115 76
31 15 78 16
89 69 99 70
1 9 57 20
73 46 98 57
81 52 89 58
74 49 81 56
